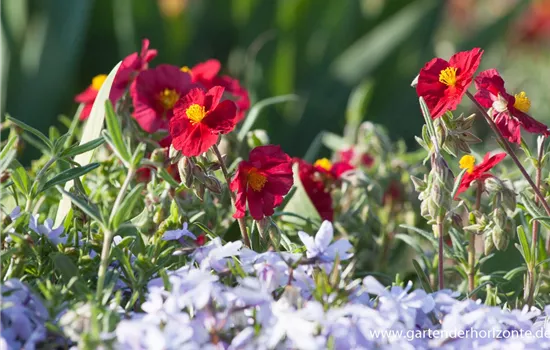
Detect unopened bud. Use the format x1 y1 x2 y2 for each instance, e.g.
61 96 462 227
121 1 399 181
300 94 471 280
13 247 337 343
493 208 506 229
169 144 182 164
177 157 194 188
194 182 205 201
484 177 503 192
151 148 166 163
204 175 222 194
410 176 427 193
501 188 517 213
192 164 207 183
484 233 495 255
492 224 509 251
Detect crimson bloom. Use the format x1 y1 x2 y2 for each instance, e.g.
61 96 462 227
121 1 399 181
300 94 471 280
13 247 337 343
74 74 108 120
169 86 237 157
295 158 334 221
416 48 483 119
338 147 374 168
456 153 506 197
313 158 354 179
474 69 549 144
131 64 194 133
182 59 250 122
230 145 293 220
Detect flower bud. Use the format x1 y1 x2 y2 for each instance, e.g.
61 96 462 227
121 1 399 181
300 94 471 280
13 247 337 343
492 224 509 251
203 175 222 194
192 164 207 183
484 233 495 255
177 157 194 188
169 144 182 164
484 177 503 192
151 148 166 164
410 176 427 193
194 181 205 201
501 188 517 214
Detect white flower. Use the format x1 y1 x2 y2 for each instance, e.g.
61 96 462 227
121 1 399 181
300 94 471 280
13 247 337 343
298 221 353 262
162 222 197 241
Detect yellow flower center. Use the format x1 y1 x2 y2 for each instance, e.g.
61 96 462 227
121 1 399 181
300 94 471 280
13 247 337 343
513 91 531 113
248 168 267 191
180 66 191 73
459 155 476 174
91 74 107 91
438 67 458 87
314 158 333 171
185 104 207 124
158 89 180 110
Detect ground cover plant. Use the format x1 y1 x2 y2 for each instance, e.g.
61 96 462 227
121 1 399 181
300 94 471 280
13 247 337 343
2 38 550 350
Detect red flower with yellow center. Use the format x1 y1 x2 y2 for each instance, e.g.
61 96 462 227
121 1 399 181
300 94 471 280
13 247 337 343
416 48 483 119
169 86 237 157
181 59 250 122
294 158 334 221
131 64 194 133
456 152 506 197
230 145 293 220
74 39 157 121
474 69 550 144
313 158 355 179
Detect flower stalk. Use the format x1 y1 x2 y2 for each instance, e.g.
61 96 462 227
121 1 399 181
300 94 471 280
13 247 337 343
466 91 550 217
469 181 483 297
211 144 251 247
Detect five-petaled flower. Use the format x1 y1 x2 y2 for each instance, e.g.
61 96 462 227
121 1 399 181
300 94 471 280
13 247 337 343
294 158 334 221
456 152 506 197
181 59 250 122
169 86 238 156
474 69 550 144
416 48 483 119
74 74 109 121
230 145 293 220
131 64 194 134
298 220 353 262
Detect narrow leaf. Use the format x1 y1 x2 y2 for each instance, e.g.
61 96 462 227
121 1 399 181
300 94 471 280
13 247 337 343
41 163 100 193
61 137 105 158
55 186 104 225
7 116 53 150
412 259 433 293
104 101 131 162
111 183 145 229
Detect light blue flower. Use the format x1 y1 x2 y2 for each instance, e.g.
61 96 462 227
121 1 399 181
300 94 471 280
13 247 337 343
162 222 197 242
29 215 67 245
298 221 353 262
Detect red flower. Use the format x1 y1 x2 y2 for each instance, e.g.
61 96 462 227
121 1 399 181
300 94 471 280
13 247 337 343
195 234 207 246
230 145 293 220
474 69 549 144
182 59 250 122
111 38 157 101
416 48 483 119
131 64 194 133
75 39 157 121
338 147 375 168
382 180 403 206
456 153 506 197
313 158 354 179
169 86 237 157
294 159 333 221
74 74 108 120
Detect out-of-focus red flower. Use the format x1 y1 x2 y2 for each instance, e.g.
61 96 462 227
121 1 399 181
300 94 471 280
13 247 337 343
230 145 293 220
75 74 108 120
75 39 157 121
112 39 157 101
416 48 483 119
337 147 375 168
474 69 549 144
456 153 506 197
313 158 354 179
195 233 206 246
182 59 250 122
169 86 237 157
295 158 333 221
515 0 550 42
131 64 194 134
382 180 402 206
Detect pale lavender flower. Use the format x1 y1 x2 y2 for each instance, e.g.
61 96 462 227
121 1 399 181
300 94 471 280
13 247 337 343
298 221 353 262
29 215 67 245
162 222 197 242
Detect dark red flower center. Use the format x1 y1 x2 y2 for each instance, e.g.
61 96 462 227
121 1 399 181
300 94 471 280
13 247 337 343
247 167 267 191
158 89 180 110
439 67 458 87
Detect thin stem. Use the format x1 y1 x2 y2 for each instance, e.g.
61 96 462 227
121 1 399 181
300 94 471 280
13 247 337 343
466 92 550 216
469 181 482 298
438 219 445 290
96 228 114 298
211 144 251 247
109 167 136 224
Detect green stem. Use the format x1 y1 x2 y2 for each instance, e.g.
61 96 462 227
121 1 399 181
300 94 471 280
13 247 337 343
437 218 445 290
211 144 251 247
469 181 482 298
109 167 136 224
466 92 550 216
26 157 57 212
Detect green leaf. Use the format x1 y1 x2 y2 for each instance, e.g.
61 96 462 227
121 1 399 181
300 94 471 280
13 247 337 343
53 133 71 155
419 97 436 141
0 131 18 159
61 137 105 158
516 225 532 264
131 143 146 168
7 116 53 150
0 149 16 175
111 183 145 229
104 101 131 162
55 186 104 226
158 167 180 188
52 253 90 295
41 163 99 193
10 160 31 196
331 0 436 84
412 259 433 293
237 94 300 142
282 163 322 224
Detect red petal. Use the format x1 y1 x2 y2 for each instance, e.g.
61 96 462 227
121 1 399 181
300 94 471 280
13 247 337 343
169 117 218 156
416 58 453 119
449 48 483 90
514 109 550 136
202 100 237 134
192 59 221 82
473 152 506 175
204 86 225 111
494 113 522 144
246 188 265 220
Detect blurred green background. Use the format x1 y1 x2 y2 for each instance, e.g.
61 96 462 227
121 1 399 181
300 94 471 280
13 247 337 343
2 0 550 160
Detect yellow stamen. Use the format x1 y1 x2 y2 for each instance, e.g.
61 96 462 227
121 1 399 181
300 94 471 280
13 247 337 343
438 67 458 87
248 168 267 191
513 91 531 113
180 66 191 73
91 74 107 91
314 158 333 171
459 155 476 174
158 89 180 110
185 104 206 124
